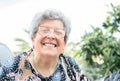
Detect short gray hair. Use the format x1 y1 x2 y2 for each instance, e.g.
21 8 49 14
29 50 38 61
29 9 71 42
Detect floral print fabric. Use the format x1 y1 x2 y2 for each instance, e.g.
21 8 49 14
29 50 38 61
0 48 90 81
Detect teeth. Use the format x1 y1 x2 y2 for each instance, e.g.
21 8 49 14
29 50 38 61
43 43 56 47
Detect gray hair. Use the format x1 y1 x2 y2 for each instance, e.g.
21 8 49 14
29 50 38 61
29 9 71 42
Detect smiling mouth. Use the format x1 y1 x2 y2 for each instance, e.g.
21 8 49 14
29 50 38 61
42 43 57 48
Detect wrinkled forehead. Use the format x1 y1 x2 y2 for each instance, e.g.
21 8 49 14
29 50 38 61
39 19 65 29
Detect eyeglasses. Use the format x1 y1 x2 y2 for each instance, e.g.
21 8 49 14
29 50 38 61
38 26 65 38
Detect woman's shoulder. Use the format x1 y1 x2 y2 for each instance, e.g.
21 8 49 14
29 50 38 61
1 49 32 68
59 54 81 73
0 54 21 71
0 51 30 80
59 54 91 81
0 51 27 73
0 54 20 80
60 54 78 66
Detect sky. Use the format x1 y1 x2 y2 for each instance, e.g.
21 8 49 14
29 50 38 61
0 0 119 52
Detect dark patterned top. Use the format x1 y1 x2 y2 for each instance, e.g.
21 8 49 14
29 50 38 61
104 71 120 81
0 48 90 81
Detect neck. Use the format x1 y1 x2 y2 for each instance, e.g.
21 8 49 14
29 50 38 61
31 52 58 77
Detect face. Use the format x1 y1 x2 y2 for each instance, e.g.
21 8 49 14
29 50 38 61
32 19 66 58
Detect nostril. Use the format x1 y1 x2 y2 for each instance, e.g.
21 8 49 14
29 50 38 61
46 35 56 40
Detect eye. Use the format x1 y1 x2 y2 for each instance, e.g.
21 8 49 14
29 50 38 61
54 30 60 34
55 30 65 36
41 28 49 33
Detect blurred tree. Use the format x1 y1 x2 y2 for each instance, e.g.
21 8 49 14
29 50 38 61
103 3 120 34
14 29 31 54
78 3 120 80
80 27 120 80
63 3 120 80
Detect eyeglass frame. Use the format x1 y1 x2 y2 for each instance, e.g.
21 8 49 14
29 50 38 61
37 26 66 38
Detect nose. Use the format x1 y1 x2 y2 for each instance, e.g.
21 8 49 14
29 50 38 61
47 30 56 39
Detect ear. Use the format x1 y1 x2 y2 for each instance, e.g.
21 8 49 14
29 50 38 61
31 37 34 43
63 41 66 47
64 41 66 45
31 37 35 48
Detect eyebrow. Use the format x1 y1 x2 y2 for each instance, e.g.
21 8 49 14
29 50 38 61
39 26 64 30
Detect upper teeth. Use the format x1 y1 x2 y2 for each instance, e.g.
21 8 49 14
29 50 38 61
43 43 56 47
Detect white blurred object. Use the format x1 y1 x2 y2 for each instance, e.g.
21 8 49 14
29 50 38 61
0 43 14 66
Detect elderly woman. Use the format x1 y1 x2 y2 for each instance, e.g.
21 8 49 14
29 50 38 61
0 9 90 81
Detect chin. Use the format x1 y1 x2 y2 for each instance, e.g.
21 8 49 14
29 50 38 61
43 52 58 57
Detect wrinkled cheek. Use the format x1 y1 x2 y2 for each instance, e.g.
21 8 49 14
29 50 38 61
32 40 41 52
58 45 65 53
34 42 41 51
